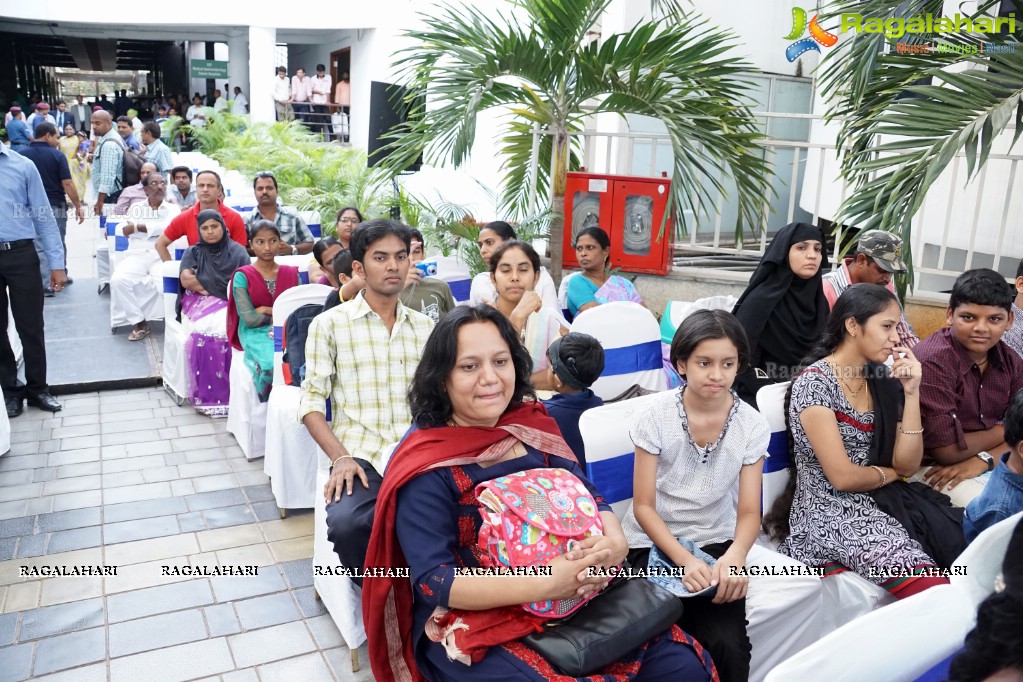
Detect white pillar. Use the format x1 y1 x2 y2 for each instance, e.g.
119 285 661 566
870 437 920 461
227 32 249 108
248 26 276 123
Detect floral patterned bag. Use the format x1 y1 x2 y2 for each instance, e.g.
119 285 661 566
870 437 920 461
475 467 604 618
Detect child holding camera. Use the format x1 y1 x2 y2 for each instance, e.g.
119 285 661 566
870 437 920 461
400 229 456 323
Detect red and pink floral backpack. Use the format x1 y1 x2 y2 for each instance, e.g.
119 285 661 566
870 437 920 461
475 467 604 618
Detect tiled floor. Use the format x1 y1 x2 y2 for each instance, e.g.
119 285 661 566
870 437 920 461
0 388 374 682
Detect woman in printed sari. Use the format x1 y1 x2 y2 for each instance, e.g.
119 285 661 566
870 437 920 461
57 124 88 199
362 304 717 682
566 226 642 321
489 240 565 390
177 209 251 416
227 221 300 401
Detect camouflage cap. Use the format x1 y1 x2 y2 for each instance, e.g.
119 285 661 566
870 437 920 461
857 230 907 273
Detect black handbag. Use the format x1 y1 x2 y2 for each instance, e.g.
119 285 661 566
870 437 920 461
521 572 683 677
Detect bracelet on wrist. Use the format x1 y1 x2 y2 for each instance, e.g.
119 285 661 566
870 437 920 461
870 465 887 488
330 454 353 468
898 427 924 435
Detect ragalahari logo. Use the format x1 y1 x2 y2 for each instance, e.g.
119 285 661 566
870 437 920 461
784 7 839 62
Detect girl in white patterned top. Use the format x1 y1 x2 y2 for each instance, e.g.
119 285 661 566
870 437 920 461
622 309 821 682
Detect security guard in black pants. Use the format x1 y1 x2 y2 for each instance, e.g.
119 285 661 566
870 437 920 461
0 144 67 418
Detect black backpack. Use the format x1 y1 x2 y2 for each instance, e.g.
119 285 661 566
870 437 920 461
100 135 145 188
281 304 323 387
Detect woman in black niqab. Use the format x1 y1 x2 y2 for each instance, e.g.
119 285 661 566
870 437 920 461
731 222 830 405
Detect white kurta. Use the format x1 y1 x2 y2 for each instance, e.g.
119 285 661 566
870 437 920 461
110 200 180 327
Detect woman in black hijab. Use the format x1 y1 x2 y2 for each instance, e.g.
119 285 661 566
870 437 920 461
731 222 830 406
177 209 251 415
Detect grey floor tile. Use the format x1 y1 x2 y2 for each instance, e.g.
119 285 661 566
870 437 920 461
19 598 105 640
31 467 58 483
46 525 102 554
0 518 37 540
33 626 106 676
203 504 256 530
0 642 33 682
305 614 343 650
15 533 47 559
292 586 328 618
325 643 375 682
203 603 241 637
36 507 102 533
210 567 286 603
103 515 180 544
177 511 206 533
185 489 247 512
234 592 302 630
102 496 189 524
242 484 275 503
257 651 333 682
0 454 47 472
108 637 235 681
0 470 35 486
251 501 283 522
279 559 314 589
108 608 208 658
24 497 54 516
0 536 16 561
107 580 214 623
227 621 317 669
0 612 17 646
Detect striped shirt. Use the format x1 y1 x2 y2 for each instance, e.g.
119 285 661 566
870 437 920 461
1004 302 1023 360
299 291 434 469
822 259 919 347
93 129 124 196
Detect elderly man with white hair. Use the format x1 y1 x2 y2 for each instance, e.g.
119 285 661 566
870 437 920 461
109 173 180 341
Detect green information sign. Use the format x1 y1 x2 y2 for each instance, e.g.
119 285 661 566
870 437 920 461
191 59 229 79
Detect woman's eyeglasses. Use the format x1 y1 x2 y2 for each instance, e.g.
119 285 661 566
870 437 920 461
337 217 359 224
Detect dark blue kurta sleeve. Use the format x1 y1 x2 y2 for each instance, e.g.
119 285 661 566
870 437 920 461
395 469 461 611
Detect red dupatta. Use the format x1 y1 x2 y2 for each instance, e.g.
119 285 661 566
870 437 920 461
226 264 299 351
363 401 576 682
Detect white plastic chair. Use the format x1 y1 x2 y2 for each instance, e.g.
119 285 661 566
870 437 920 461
298 210 322 239
225 281 267 461
570 301 666 400
951 510 1023 607
264 284 333 513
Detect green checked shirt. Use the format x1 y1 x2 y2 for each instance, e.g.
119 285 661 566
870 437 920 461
298 291 434 470
245 205 314 247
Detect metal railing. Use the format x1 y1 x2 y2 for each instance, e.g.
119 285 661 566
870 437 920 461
528 113 1023 297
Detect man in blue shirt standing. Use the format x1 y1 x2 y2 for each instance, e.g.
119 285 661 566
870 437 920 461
0 142 67 417
6 107 31 153
17 122 84 294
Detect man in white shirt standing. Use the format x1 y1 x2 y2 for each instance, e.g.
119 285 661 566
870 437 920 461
291 67 312 127
310 64 332 139
273 67 292 121
212 89 229 113
232 86 248 114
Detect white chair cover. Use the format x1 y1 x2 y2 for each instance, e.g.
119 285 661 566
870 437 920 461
756 382 792 514
161 259 190 403
312 443 396 659
313 467 367 655
264 284 333 510
570 301 666 400
298 210 322 239
0 384 9 456
951 510 1023 607
420 254 472 304
557 271 580 321
578 391 666 518
225 275 267 461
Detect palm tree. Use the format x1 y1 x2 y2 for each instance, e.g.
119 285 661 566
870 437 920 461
380 0 772 282
819 0 1023 283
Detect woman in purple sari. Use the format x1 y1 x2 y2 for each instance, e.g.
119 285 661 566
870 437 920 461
177 209 251 416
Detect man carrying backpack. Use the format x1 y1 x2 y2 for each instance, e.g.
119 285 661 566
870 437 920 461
91 110 124 217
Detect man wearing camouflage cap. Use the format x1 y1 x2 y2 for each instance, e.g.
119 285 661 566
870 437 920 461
822 229 919 347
